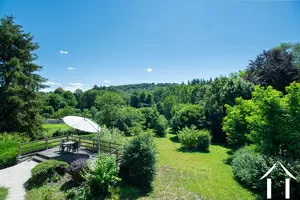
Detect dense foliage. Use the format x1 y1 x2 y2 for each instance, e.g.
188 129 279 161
120 133 157 189
178 126 211 151
171 104 206 133
0 132 29 169
224 83 300 159
231 147 300 199
0 16 46 138
84 153 120 197
244 48 300 92
0 142 18 169
30 160 69 186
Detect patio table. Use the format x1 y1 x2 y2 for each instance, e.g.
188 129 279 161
62 141 75 152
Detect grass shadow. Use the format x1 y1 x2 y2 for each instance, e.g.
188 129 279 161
120 184 151 200
169 135 180 143
176 146 210 154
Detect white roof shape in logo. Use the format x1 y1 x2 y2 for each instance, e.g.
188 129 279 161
63 116 101 133
260 161 297 180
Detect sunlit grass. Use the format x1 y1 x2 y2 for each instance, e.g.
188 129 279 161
143 134 256 200
42 124 71 137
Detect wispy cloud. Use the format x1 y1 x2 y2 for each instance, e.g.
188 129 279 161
67 67 76 70
45 81 62 86
60 50 68 54
147 68 152 72
69 82 83 87
104 80 110 83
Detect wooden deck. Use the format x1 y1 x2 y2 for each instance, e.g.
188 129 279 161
34 147 97 163
18 135 122 163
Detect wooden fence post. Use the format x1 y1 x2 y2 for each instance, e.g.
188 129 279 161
109 142 111 153
45 138 48 149
67 135 69 141
18 142 21 158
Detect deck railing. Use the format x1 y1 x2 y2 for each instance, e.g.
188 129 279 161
18 135 122 159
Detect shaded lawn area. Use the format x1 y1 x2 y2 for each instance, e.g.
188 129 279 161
0 186 8 200
143 134 257 200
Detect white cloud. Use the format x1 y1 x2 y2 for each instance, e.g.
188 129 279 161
64 82 84 92
45 81 62 86
40 88 53 92
69 82 83 86
147 68 152 72
63 87 80 92
67 67 76 70
104 80 110 83
60 50 68 54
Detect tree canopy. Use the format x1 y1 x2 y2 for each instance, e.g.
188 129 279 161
0 15 46 137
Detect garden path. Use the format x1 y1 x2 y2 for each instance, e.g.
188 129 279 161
0 160 37 200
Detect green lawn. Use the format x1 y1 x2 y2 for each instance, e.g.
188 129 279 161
0 186 8 200
42 124 71 137
143 134 256 200
24 134 256 200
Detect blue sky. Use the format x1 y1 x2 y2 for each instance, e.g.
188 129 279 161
1 0 300 91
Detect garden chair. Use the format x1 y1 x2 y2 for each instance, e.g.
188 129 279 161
59 139 65 152
71 141 79 153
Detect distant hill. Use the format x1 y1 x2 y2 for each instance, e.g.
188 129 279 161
92 83 178 93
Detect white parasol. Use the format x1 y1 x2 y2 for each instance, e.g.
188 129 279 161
63 116 101 152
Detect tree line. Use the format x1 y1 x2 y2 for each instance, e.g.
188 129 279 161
1 15 300 145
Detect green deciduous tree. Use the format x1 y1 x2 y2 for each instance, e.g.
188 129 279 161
47 93 66 111
62 90 77 107
94 91 125 110
0 15 46 137
223 83 300 159
171 104 206 133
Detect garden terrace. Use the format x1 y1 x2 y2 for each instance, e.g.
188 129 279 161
17 135 122 163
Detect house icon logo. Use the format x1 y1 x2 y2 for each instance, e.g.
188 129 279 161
260 161 297 199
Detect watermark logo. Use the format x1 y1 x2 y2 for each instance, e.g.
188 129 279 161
260 161 296 199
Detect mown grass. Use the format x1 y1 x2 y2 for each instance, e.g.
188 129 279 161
0 186 8 200
42 124 71 138
140 134 256 200
24 133 256 200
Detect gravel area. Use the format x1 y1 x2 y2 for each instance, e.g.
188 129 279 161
0 160 38 200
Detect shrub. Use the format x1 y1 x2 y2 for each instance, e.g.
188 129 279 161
68 158 88 182
30 160 69 186
231 146 300 199
66 184 91 200
178 127 211 151
0 132 30 142
120 133 157 189
52 128 75 137
0 142 18 169
154 115 168 137
84 126 126 145
41 113 51 119
231 146 268 190
84 153 120 197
